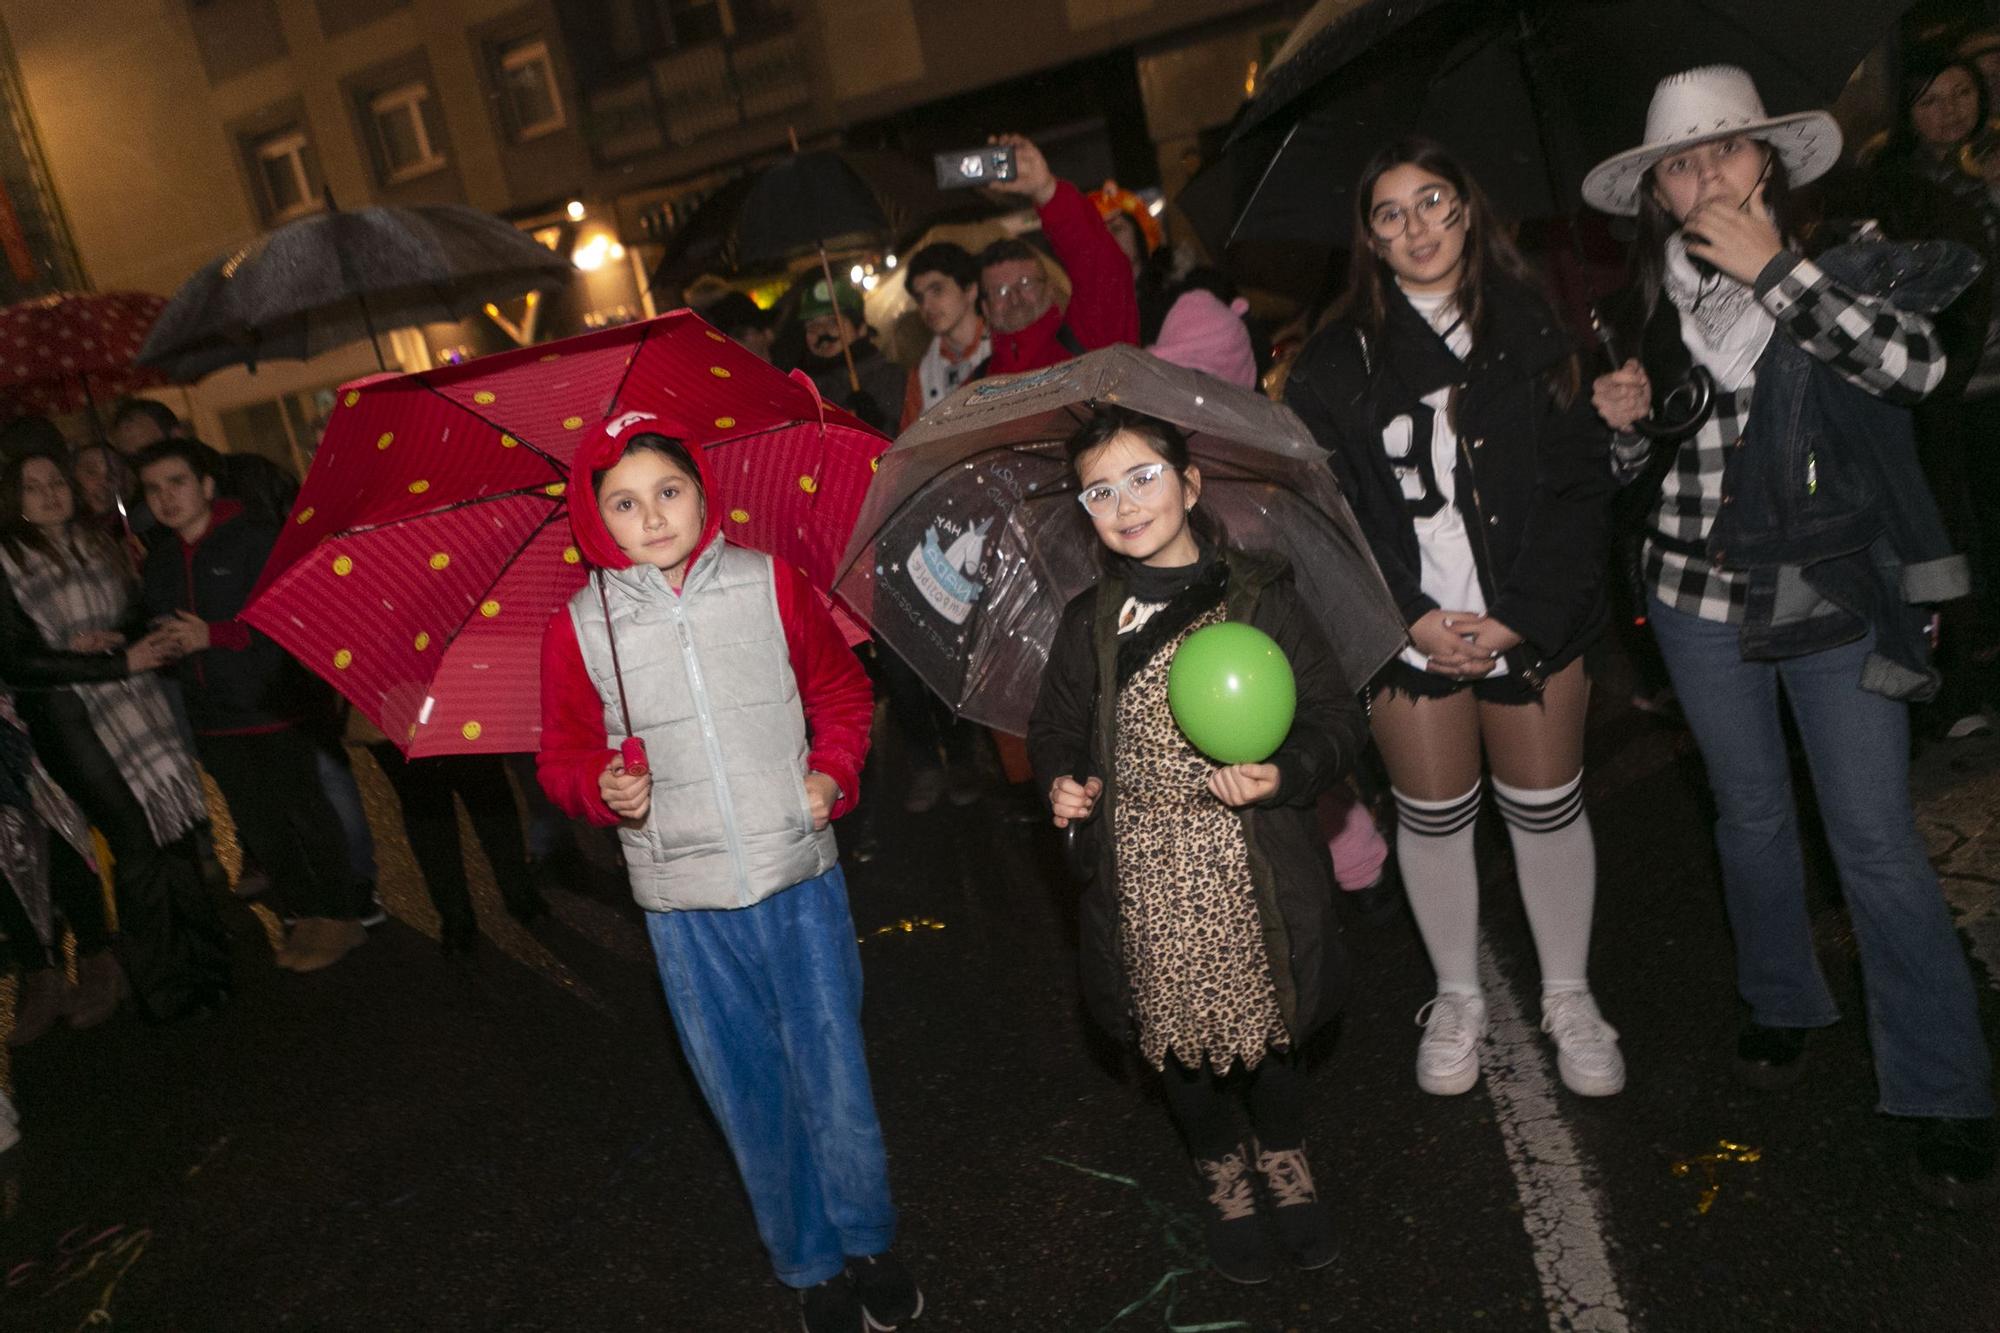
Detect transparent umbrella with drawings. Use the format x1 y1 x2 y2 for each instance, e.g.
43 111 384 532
834 346 1408 735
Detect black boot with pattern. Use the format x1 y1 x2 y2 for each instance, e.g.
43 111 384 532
1194 1143 1274 1284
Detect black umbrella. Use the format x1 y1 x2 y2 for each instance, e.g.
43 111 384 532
647 147 1011 290
1195 0 1915 255
834 346 1407 734
138 200 575 378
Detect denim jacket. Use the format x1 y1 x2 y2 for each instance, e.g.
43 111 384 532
1709 241 1978 697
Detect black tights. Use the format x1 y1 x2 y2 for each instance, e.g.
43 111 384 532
23 695 228 1016
367 744 537 927
1159 1048 1306 1160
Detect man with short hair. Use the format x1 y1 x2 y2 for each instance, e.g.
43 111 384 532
796 276 906 432
977 134 1138 376
135 438 368 974
899 243 989 430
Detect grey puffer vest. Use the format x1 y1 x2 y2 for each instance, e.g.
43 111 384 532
568 542 835 911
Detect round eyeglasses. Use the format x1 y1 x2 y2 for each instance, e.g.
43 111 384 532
1367 186 1464 240
1077 462 1170 517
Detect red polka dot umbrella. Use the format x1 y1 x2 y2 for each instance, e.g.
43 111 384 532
0 291 170 418
242 309 887 757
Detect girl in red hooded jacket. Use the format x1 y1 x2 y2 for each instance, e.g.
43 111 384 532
536 413 922 1333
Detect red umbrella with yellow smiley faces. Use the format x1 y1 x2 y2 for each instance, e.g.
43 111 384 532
243 310 885 757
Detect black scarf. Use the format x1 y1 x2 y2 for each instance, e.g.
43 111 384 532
1111 533 1220 603
1111 540 1228 688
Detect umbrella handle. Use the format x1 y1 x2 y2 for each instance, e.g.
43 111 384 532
815 242 862 395
620 736 650 780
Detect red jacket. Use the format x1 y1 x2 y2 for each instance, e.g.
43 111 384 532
536 413 873 829
986 180 1141 376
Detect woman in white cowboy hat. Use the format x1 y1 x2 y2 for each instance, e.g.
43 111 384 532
1587 65 1995 1209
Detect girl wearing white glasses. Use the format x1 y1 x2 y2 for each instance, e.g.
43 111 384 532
1027 405 1366 1284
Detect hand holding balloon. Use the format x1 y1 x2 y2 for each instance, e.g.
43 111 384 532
1167 623 1296 765
1209 763 1280 807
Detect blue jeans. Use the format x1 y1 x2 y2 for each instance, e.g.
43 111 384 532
1649 597 1993 1118
645 865 896 1287
314 745 376 886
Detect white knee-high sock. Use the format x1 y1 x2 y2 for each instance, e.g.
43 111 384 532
1491 773 1597 992
1394 783 1483 995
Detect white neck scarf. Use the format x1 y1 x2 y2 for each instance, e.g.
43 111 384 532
1664 232 1772 391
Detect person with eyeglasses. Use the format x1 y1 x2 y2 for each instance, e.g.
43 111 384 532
1587 67 1994 1208
1027 405 1364 1284
973 134 1139 377
1283 139 1620 1102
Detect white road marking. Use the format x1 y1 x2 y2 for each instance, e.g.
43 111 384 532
1479 943 1633 1333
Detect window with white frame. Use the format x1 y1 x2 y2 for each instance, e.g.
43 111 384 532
498 38 564 140
254 130 316 221
369 82 445 181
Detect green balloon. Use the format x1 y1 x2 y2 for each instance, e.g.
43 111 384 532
1166 622 1297 765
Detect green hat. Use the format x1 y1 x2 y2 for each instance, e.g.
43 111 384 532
797 276 865 322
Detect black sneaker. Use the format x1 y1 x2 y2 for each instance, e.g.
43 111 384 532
799 1271 865 1333
1252 1139 1339 1270
1734 1024 1809 1091
1909 1117 1997 1211
1194 1144 1274 1285
849 1252 923 1330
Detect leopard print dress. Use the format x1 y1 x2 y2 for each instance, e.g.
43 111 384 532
1113 604 1289 1074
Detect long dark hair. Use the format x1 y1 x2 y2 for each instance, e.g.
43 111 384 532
1335 139 1544 350
0 451 122 571
1881 51 1988 171
1631 140 1798 326
1062 405 1223 545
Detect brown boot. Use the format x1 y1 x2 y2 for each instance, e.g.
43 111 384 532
273 919 313 971
287 918 365 974
7 968 71 1046
67 950 129 1030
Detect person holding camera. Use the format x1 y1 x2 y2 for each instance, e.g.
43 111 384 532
1586 66 1994 1208
976 134 1139 376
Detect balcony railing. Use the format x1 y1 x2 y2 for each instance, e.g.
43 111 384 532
584 26 811 166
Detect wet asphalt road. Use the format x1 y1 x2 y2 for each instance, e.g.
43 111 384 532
2 647 1997 1333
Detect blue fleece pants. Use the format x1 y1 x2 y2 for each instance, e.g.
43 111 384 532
644 865 897 1288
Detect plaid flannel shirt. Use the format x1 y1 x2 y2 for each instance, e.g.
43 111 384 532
1614 255 1949 625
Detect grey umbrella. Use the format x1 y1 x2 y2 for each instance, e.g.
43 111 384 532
137 201 575 379
835 345 1407 735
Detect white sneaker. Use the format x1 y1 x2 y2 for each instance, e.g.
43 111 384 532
1541 989 1625 1096
1415 993 1487 1095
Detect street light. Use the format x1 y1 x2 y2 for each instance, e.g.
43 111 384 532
565 200 586 222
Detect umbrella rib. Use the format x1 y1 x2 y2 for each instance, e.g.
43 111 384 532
331 484 561 538
601 319 655 428
411 379 569 476
437 505 569 659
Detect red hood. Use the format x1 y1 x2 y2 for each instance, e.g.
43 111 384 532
566 411 723 574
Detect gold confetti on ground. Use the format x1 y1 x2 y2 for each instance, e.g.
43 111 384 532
860 917 946 943
1670 1139 1762 1215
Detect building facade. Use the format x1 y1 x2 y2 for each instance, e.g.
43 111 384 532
1 0 1292 465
